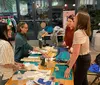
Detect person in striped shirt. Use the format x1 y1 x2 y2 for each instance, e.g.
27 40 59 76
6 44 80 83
0 22 23 85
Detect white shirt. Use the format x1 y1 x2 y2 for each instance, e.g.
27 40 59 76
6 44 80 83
73 29 90 55
0 40 14 80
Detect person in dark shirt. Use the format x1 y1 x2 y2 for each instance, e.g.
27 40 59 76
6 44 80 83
15 22 36 62
62 15 74 50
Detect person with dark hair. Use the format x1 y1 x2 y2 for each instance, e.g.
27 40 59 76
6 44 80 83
0 22 20 85
62 15 75 50
78 5 88 13
64 12 91 85
15 22 37 62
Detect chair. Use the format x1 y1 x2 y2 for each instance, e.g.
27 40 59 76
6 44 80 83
87 71 100 85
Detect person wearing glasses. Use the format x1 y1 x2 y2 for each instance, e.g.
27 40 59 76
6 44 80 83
15 22 37 63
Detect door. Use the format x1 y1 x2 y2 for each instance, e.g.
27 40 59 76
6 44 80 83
18 0 52 40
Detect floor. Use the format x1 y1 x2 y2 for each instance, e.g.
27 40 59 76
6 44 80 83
12 40 100 85
87 43 100 85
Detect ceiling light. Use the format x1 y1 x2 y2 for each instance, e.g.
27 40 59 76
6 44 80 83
52 2 58 6
73 4 75 6
64 4 68 7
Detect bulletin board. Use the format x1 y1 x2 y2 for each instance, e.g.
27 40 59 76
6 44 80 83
63 10 75 29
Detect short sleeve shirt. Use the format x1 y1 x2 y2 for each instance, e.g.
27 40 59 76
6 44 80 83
73 29 90 55
0 40 14 80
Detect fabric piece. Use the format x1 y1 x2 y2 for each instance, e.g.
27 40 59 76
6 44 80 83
51 31 58 46
44 26 53 33
30 54 42 57
89 64 100 73
52 64 72 80
56 47 70 61
38 78 52 85
23 62 39 66
7 19 12 26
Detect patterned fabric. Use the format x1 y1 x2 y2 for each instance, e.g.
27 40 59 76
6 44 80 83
0 39 14 80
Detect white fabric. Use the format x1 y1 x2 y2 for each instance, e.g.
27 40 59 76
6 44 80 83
0 40 14 80
53 26 60 31
73 29 90 55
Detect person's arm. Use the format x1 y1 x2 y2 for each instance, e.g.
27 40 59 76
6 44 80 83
1 64 18 68
41 32 48 37
68 44 80 69
64 27 67 41
62 28 67 46
0 41 19 71
24 42 33 51
64 44 80 78
15 35 33 61
0 63 24 72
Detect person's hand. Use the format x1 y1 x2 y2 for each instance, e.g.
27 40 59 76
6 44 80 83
45 32 48 36
62 41 66 46
42 32 48 37
42 53 49 58
91 61 96 65
64 68 71 78
69 47 73 53
15 62 25 69
33 47 39 52
13 65 19 72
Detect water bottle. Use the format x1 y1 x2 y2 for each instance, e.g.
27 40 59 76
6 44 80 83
40 56 45 66
17 71 22 80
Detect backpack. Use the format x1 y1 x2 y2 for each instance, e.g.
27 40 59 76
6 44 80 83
95 53 100 66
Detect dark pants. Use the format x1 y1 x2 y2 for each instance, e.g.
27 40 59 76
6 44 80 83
74 54 91 85
0 75 8 85
39 40 43 48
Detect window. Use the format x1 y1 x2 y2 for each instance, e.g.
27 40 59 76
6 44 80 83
0 0 17 13
20 1 28 16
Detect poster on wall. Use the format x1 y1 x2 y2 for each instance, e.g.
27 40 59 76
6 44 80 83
63 10 75 29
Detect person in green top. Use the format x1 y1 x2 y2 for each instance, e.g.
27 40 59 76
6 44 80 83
15 22 34 63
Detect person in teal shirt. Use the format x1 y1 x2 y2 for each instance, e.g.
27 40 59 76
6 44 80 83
15 22 33 63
